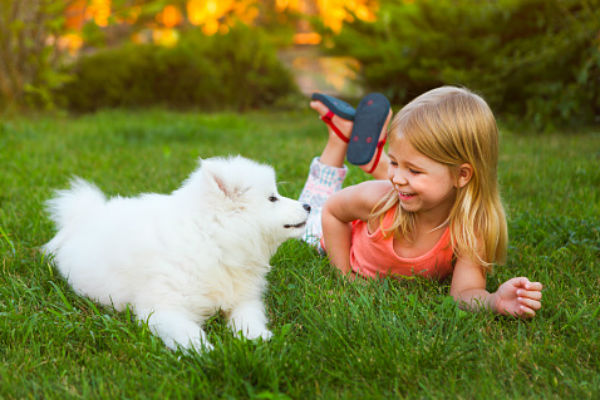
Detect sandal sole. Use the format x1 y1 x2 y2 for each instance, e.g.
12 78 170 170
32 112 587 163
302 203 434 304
347 93 391 166
311 93 356 121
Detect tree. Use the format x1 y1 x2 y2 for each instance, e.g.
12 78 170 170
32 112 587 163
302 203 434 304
0 0 72 110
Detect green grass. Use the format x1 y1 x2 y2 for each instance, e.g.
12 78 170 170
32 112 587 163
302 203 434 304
1 109 599 398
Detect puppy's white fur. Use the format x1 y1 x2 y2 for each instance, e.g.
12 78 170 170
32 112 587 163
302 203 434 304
44 156 310 351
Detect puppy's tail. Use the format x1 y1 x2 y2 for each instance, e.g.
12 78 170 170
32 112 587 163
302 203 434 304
46 177 106 232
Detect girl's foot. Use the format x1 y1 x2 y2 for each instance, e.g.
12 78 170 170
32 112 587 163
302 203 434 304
310 99 354 143
310 93 391 179
311 99 354 168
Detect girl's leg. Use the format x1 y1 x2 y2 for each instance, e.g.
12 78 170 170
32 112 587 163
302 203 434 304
311 100 352 167
299 99 391 246
299 101 351 247
299 157 347 247
311 99 390 178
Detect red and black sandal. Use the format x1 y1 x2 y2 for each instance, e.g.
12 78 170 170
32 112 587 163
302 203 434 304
312 93 356 144
346 93 391 173
311 93 356 120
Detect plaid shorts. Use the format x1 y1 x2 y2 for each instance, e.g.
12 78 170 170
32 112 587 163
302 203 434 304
298 157 347 249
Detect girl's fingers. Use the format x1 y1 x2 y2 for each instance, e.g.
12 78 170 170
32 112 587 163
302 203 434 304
517 305 536 318
525 281 543 291
518 297 542 310
517 289 542 301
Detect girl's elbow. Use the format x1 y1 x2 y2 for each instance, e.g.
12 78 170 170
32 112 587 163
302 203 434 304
322 196 339 218
449 286 462 301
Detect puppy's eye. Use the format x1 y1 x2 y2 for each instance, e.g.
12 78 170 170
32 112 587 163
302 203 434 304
268 195 278 202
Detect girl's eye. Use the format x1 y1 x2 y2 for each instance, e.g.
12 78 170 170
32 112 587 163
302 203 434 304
268 195 278 202
389 161 398 167
409 168 421 174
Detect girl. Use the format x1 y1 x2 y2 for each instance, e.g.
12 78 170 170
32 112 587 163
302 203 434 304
299 86 543 318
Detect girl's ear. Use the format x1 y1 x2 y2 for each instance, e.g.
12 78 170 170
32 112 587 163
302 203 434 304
456 163 473 188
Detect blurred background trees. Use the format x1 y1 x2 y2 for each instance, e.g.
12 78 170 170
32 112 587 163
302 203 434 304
330 0 600 128
0 0 72 110
0 0 598 128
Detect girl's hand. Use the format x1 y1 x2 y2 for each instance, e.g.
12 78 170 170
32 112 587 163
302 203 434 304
493 277 543 318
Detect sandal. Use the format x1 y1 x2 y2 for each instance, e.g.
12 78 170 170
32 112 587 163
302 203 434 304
311 93 356 120
311 93 356 144
346 93 391 173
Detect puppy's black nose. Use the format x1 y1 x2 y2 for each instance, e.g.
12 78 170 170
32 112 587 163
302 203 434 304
303 203 311 213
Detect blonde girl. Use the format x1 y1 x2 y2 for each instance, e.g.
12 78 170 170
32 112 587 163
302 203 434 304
299 87 543 317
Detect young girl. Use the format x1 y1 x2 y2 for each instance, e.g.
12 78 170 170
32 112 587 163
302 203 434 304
299 86 543 318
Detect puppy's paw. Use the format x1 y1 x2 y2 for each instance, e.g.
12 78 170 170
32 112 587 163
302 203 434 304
187 336 214 353
246 328 273 341
256 329 273 341
235 327 273 342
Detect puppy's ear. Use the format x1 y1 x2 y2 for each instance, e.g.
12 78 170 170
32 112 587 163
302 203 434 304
210 172 232 198
202 159 247 200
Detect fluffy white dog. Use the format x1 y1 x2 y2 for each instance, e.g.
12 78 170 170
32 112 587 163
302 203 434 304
43 156 310 352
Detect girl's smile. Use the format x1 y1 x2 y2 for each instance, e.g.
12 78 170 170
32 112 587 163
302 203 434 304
397 191 416 201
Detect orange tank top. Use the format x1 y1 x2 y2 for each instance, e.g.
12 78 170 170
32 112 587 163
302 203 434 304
349 208 454 280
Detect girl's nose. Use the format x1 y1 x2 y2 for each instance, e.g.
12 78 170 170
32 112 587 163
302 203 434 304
390 169 408 185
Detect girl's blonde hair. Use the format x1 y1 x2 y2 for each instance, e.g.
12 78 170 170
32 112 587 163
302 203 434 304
372 86 507 271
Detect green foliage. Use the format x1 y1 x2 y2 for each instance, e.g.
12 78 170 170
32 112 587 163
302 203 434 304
57 26 299 112
0 0 71 110
332 0 600 129
0 109 599 397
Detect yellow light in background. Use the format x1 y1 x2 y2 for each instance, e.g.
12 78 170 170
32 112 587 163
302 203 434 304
186 0 204 25
275 0 288 11
275 0 300 12
157 4 183 28
321 56 360 90
85 0 111 27
58 33 84 55
65 0 86 30
152 28 180 47
316 0 378 32
61 0 380 53
235 0 259 25
293 32 322 45
186 0 258 35
202 20 219 35
74 0 379 36
354 5 375 22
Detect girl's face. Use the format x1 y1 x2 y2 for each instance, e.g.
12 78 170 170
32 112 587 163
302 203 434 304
387 135 457 220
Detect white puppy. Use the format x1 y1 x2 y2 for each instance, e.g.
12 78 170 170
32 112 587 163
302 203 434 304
43 156 310 352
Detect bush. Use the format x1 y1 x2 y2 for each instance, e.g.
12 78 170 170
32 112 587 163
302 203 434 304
58 26 298 112
331 0 600 129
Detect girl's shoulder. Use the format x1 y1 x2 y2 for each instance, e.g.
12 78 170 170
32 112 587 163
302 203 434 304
352 179 393 195
347 180 393 206
329 180 393 223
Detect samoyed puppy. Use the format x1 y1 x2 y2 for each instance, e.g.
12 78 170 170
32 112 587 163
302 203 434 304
43 155 310 352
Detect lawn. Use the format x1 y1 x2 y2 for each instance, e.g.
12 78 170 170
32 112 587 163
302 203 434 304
0 108 599 398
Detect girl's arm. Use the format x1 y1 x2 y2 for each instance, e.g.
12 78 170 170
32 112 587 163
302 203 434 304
450 257 543 318
321 180 391 275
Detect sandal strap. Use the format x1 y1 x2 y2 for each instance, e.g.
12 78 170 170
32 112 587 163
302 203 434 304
321 111 350 143
366 137 386 174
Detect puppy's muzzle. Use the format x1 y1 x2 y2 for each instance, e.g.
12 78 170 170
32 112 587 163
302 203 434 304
284 203 311 229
